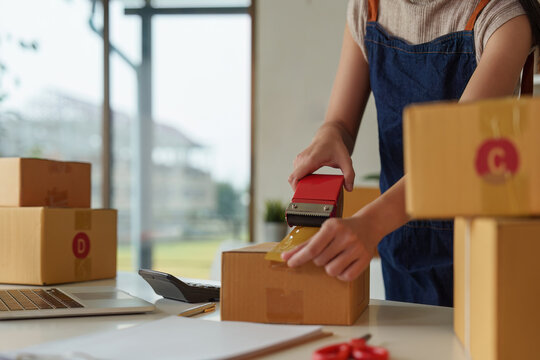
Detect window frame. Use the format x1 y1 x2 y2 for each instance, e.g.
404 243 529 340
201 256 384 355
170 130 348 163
101 0 256 270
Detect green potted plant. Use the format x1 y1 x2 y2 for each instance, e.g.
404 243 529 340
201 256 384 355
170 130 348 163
263 200 288 242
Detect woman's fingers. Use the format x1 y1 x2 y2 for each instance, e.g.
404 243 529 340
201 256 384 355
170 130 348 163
286 221 337 268
337 258 369 282
284 216 375 282
312 237 343 267
337 151 355 192
324 242 371 280
290 145 354 191
288 156 320 191
288 127 355 191
324 245 358 277
312 221 348 267
281 241 308 262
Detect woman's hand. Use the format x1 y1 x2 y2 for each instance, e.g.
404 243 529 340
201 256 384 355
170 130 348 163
282 178 410 281
281 215 380 281
288 122 356 192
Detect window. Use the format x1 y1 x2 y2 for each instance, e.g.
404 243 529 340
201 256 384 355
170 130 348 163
0 0 104 206
0 0 252 281
110 0 252 279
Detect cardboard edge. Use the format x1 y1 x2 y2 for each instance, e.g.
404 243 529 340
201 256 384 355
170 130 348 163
346 278 354 325
19 158 36 207
19 157 91 166
364 265 371 307
0 158 23 206
360 266 370 323
402 107 415 217
225 242 277 254
220 251 228 320
493 219 502 358
16 158 23 205
345 265 370 325
112 210 118 275
453 217 462 345
470 218 498 360
39 207 47 285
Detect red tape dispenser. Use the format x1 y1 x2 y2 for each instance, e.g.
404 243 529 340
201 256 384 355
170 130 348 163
286 174 345 228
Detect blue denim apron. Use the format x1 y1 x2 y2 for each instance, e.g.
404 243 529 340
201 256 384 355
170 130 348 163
364 0 489 306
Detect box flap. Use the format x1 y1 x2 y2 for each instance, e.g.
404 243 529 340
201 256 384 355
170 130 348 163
225 242 276 253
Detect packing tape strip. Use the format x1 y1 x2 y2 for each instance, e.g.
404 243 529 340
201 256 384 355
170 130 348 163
478 101 527 213
497 104 520 212
75 258 92 281
264 226 319 262
74 211 92 281
265 288 304 323
75 210 92 230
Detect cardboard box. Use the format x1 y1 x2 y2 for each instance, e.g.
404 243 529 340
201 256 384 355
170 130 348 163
0 158 91 207
404 97 540 218
454 217 540 359
0 207 117 285
343 187 380 257
221 243 369 325
343 187 380 218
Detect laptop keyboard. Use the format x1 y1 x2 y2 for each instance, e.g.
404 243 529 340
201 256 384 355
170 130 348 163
0 289 84 311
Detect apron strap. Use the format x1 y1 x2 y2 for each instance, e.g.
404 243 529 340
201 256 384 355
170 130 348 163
465 0 491 31
521 52 535 96
367 0 379 22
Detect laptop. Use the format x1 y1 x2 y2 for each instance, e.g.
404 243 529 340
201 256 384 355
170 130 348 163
0 286 155 320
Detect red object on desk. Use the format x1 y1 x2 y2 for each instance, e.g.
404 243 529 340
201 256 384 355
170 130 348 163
312 334 389 360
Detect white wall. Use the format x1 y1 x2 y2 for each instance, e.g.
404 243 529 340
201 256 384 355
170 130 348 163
254 0 380 243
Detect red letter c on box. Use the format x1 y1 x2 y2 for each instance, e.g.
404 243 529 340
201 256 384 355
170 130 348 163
475 138 519 183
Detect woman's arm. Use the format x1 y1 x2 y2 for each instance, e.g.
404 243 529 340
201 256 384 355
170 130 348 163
288 24 371 192
461 15 532 102
284 15 533 281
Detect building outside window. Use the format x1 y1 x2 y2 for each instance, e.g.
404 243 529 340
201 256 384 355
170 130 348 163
0 0 252 280
0 0 104 205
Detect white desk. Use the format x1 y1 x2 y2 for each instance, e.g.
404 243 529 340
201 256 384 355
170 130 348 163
0 272 468 360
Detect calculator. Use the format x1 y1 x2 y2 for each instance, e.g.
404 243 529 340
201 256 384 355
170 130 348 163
138 269 220 303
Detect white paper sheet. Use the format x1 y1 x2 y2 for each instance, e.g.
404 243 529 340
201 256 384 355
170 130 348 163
4 316 324 360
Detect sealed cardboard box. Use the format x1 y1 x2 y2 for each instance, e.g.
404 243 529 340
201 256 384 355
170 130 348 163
0 207 117 285
454 217 540 360
0 158 91 207
221 243 369 325
404 97 540 218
